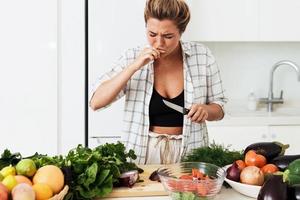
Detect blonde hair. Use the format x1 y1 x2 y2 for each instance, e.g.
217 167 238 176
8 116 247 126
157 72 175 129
144 0 190 34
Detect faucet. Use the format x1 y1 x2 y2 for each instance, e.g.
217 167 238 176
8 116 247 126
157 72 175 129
259 60 300 112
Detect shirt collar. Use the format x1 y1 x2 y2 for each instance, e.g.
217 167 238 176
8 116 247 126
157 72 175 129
180 40 192 56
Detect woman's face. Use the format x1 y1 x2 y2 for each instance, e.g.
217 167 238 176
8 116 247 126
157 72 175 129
146 18 181 58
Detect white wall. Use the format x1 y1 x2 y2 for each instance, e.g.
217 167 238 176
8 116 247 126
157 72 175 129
0 0 58 156
205 42 300 102
58 0 85 155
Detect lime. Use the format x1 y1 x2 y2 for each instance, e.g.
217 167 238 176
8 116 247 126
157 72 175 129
16 159 37 177
0 165 16 177
2 175 18 191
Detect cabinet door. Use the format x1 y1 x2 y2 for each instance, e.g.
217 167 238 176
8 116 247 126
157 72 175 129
259 0 300 41
0 1 57 156
269 126 300 154
184 0 258 41
207 126 269 151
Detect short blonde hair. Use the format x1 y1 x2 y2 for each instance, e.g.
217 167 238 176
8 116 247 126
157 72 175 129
144 0 190 34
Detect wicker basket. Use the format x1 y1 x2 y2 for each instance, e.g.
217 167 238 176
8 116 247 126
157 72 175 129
48 185 69 200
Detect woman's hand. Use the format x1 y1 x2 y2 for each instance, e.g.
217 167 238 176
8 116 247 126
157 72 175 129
187 104 209 123
131 47 161 71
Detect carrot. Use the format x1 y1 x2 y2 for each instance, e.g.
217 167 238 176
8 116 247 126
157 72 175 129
192 168 205 180
179 175 193 180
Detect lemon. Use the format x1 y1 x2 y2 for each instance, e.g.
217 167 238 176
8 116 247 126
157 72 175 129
16 159 37 177
0 165 16 177
33 183 53 200
2 175 18 191
0 173 4 181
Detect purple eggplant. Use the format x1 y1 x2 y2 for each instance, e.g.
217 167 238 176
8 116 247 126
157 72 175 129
257 175 287 200
288 184 300 200
226 162 241 182
244 142 289 162
270 155 300 171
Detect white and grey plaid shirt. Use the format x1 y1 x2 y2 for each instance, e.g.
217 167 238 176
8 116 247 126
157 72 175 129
91 41 227 164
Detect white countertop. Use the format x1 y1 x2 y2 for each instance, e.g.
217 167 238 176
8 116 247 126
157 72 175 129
104 187 254 200
207 100 300 126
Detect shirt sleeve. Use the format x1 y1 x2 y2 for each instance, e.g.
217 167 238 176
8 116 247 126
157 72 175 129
89 51 129 110
205 47 228 113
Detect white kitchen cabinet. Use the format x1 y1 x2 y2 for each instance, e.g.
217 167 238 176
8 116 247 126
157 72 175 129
184 0 258 41
185 0 300 41
207 126 269 151
208 125 300 154
269 126 300 154
259 0 300 41
0 1 58 156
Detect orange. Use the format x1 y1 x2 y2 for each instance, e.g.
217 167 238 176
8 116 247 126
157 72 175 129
33 183 53 200
15 175 33 186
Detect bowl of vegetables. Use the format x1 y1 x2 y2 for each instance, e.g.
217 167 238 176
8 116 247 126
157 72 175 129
158 162 226 200
224 164 262 198
224 149 280 198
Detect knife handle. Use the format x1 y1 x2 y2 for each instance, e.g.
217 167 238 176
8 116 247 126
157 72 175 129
183 108 190 115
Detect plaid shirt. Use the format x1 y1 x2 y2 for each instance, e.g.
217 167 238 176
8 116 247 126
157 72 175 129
90 41 227 164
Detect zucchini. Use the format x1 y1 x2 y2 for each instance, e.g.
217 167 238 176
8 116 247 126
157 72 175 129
283 159 300 186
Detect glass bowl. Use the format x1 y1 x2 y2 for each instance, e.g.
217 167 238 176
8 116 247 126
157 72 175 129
158 162 226 200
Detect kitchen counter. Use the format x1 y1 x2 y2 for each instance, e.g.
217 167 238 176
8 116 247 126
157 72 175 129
104 187 253 200
207 100 300 126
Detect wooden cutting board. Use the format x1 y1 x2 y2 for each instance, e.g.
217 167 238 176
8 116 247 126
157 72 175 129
105 164 169 198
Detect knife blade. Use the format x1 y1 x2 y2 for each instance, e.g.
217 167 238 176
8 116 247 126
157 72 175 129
162 99 190 115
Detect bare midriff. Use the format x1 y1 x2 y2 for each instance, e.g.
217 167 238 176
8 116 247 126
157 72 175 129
150 126 182 135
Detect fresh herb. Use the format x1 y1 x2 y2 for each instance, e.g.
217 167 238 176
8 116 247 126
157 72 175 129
182 142 244 167
0 149 22 169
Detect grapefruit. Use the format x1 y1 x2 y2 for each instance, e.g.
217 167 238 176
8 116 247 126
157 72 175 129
33 165 64 194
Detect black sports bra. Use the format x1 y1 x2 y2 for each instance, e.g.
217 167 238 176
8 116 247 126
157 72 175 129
149 88 184 127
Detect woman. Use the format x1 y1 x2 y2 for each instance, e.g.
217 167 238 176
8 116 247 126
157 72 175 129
90 0 227 164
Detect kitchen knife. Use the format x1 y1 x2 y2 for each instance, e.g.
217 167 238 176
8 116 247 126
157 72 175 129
162 99 190 115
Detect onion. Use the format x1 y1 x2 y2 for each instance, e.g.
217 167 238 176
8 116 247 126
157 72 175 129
226 162 241 182
118 170 139 187
240 166 264 186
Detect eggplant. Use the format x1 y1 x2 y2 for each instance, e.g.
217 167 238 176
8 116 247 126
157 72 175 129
257 175 288 200
288 184 300 200
61 166 73 186
270 155 300 171
244 142 289 161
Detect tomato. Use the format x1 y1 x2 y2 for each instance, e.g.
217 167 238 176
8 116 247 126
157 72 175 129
245 150 267 168
261 164 279 174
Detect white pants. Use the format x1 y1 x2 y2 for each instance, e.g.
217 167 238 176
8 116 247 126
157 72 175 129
145 131 183 164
